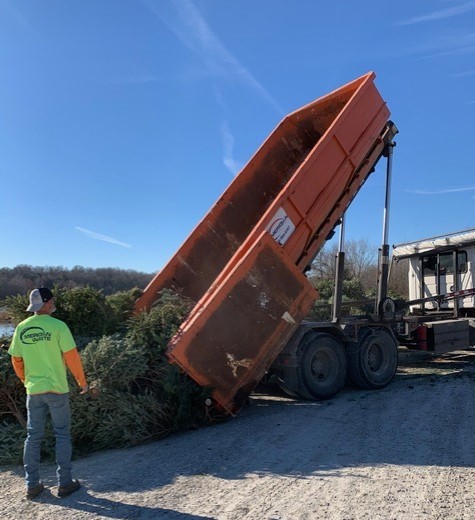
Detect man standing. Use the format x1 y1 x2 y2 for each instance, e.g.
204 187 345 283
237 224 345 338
8 287 88 500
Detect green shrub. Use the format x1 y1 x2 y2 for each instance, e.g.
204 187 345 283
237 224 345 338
80 335 148 392
160 364 213 431
126 290 193 371
106 287 143 333
0 421 25 465
5 286 122 345
0 348 26 426
0 288 215 464
55 286 112 338
71 389 169 453
125 291 212 429
4 294 29 326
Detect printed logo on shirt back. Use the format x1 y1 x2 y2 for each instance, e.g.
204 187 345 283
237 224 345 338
20 327 52 345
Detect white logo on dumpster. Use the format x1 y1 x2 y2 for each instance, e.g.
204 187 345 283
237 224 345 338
267 207 295 245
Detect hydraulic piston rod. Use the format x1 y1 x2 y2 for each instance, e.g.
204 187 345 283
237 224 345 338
376 139 396 311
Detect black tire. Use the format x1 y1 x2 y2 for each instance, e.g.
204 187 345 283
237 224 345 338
297 333 347 400
347 328 398 390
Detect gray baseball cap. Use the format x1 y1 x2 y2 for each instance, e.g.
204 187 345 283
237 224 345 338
27 287 54 312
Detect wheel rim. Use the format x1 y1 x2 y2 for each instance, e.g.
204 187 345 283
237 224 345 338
310 349 334 382
365 336 394 376
367 343 383 372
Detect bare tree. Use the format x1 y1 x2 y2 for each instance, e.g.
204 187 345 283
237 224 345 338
309 238 378 289
388 258 409 299
309 243 339 280
0 266 153 299
308 239 409 307
344 239 378 280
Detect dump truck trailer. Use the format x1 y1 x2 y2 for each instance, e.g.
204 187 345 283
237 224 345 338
135 71 403 414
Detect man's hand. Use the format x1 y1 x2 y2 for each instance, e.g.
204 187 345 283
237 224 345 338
79 384 89 395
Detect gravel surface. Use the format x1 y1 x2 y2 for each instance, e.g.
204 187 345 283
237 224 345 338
2 349 475 520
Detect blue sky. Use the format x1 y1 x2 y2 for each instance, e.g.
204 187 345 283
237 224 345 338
1 0 475 273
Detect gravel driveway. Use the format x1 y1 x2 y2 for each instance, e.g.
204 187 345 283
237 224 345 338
2 349 475 520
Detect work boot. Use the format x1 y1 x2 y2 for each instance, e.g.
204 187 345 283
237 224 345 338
26 482 45 500
57 479 81 498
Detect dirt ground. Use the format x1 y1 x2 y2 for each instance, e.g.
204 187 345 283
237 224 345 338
2 348 475 520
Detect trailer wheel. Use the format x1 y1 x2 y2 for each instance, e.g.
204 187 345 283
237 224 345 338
297 333 347 400
347 328 398 390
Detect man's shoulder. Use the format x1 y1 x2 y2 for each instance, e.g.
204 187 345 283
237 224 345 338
14 314 66 333
16 315 36 327
44 315 69 328
26 314 69 331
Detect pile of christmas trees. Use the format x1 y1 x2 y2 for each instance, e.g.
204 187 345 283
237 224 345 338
0 288 213 465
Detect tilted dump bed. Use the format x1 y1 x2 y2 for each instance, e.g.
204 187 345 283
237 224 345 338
135 72 392 414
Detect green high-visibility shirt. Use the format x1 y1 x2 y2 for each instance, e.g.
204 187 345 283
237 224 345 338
8 314 76 395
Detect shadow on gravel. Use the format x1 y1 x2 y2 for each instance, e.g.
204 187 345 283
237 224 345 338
5 349 475 497
36 488 216 519
396 348 475 378
69 347 474 492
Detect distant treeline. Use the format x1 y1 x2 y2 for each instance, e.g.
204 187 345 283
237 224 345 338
0 265 154 299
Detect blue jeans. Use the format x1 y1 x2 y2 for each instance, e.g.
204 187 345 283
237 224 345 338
24 393 73 489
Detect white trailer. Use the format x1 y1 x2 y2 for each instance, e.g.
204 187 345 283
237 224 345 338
393 228 475 316
392 229 475 353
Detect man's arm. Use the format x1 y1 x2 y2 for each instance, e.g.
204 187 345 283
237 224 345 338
63 348 88 394
11 356 25 384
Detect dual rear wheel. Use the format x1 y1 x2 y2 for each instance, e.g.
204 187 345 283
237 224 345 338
280 328 398 400
346 328 398 389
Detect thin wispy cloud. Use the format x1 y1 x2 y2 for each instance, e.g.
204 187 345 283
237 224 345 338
420 45 475 60
141 0 284 115
406 186 475 195
220 120 243 175
75 227 132 248
0 0 41 36
378 29 475 62
451 69 475 77
405 32 475 60
397 1 475 25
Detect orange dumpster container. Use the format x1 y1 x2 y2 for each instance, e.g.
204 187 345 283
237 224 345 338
136 71 392 414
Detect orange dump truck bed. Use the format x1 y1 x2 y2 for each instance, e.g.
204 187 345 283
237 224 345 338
135 72 392 414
